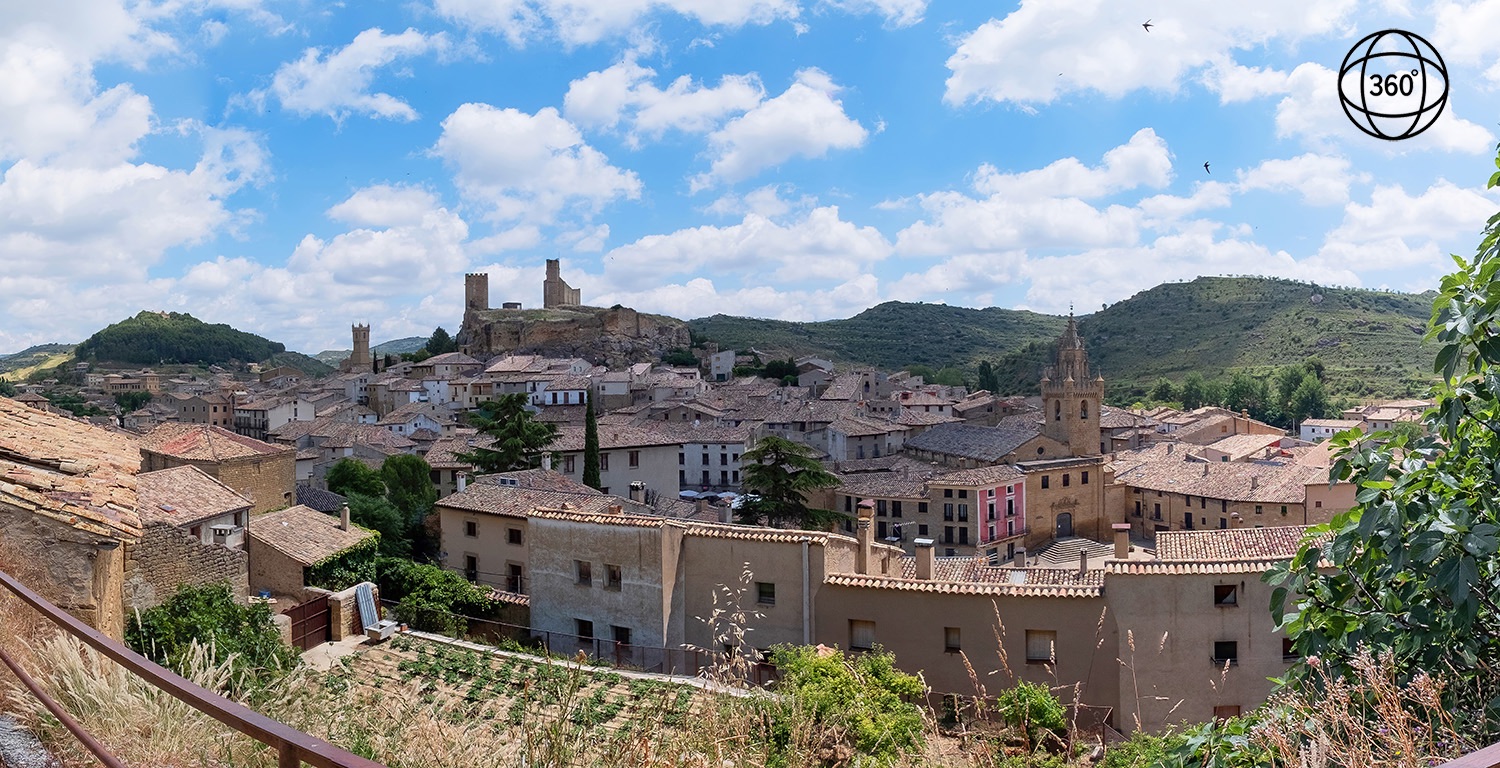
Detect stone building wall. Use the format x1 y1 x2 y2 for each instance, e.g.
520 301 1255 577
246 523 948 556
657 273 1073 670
145 451 296 515
0 505 130 639
124 523 249 611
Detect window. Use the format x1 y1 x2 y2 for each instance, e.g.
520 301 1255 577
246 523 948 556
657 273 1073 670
1282 637 1298 661
1152 503 1161 520
464 555 477 582
1315 500 1323 508
1025 630 1056 664
679 470 687 484
918 502 928 514
876 499 887 516
702 453 710 465
757 582 776 605
959 527 969 545
1080 400 1089 419
1062 474 1070 487
877 521 887 539
1214 584 1238 606
464 520 478 538
1081 471 1089 485
987 488 995 498
612 625 632 645
1134 501 1142 517
891 501 902 518
944 488 953 498
944 627 961 653
918 524 929 536
720 453 728 465
943 503 954 521
575 560 592 586
629 450 640 467
944 526 954 543
1219 517 1228 529
678 453 685 465
190 525 202 539
1041 475 1050 489
958 489 968 499
1280 505 1288 515
957 504 968 521
605 563 622 590
1213 641 1238 665
1054 400 1061 421
576 619 594 639
1006 499 1015 517
564 455 576 473
1255 505 1263 515
845 496 853 512
850 620 876 650
600 452 610 471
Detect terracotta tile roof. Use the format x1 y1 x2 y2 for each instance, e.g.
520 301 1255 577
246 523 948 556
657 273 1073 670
295 485 348 514
905 422 1042 462
825 566 1102 597
894 409 960 426
378 402 457 426
139 423 291 461
420 352 481 367
249 504 375 566
551 423 689 451
1199 433 1284 460
136 465 251 525
437 483 642 519
480 469 600 495
1099 407 1157 430
1114 452 1324 504
422 435 489 469
1153 526 1312 563
528 507 661 527
930 464 1024 486
0 397 142 541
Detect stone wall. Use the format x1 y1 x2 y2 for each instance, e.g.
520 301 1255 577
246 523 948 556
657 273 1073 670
0 504 129 639
124 523 249 611
216 452 296 514
457 306 691 367
247 541 306 598
324 583 379 641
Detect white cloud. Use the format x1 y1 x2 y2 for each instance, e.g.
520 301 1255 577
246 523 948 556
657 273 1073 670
820 0 926 27
1434 0 1500 85
971 128 1173 199
1323 179 1499 247
260 28 446 122
588 274 883 322
326 184 446 228
703 183 807 218
601 204 891 289
944 0 1357 106
1236 153 1359 205
0 43 152 165
564 58 764 145
432 103 642 223
692 68 867 189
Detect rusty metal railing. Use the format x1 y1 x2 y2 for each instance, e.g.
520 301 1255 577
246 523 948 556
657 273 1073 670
1440 743 1500 768
0 569 386 768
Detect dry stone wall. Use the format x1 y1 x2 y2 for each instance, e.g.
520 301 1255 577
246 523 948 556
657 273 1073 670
124 523 248 611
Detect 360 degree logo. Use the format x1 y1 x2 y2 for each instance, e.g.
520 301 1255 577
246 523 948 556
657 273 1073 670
1338 29 1449 141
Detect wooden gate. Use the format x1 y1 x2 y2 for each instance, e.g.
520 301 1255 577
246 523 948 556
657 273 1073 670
285 595 330 652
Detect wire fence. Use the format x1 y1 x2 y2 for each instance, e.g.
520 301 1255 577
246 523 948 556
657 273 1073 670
380 599 779 687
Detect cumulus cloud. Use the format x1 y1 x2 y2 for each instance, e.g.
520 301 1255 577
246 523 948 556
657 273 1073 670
1434 0 1500 85
258 28 446 122
563 57 764 145
1236 154 1360 205
971 128 1172 199
432 103 642 223
944 0 1357 106
691 68 867 190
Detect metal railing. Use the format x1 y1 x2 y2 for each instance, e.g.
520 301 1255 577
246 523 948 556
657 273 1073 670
1440 743 1500 768
0 569 386 768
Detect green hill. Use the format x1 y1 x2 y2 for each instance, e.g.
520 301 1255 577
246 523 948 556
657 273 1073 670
689 303 1066 371
75 312 284 366
312 336 427 366
0 344 77 377
263 351 335 378
689 277 1439 401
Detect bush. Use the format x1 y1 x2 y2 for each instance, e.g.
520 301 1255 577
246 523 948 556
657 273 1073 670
125 583 298 697
997 680 1067 749
376 557 506 634
763 645 926 766
306 537 377 591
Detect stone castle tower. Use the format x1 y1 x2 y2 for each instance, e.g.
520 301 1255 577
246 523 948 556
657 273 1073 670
542 258 581 308
1040 313 1103 457
465 273 489 311
342 323 371 373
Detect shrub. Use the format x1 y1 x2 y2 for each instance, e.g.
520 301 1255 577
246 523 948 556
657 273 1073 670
997 680 1066 749
763 644 926 766
125 583 298 697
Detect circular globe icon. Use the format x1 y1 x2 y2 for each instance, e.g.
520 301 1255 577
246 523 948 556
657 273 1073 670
1338 29 1448 141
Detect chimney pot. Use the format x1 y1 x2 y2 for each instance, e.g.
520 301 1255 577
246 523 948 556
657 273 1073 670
339 503 351 532
1251 476 1259 489
1079 549 1089 575
1012 548 1026 568
456 472 468 492
856 512 874 575
914 538 935 580
1112 523 1131 560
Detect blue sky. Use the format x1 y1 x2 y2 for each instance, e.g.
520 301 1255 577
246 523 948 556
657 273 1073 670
4 0 1500 354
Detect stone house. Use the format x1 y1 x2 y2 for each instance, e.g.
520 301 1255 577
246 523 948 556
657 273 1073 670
549 423 683 500
830 458 1029 557
246 504 376 599
1299 418 1364 443
138 423 296 514
0 397 142 639
232 395 315 441
127 465 251 610
176 392 235 429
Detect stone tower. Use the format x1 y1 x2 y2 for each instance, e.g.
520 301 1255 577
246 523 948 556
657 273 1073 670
542 258 581 308
344 324 371 373
1040 313 1103 457
465 273 489 312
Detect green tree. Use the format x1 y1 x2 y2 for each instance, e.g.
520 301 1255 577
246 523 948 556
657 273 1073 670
1222 372 1270 420
997 681 1067 749
762 357 797 381
347 493 409 558
457 394 559 473
1270 153 1500 740
661 348 698 367
126 583 298 697
326 458 386 498
1179 372 1209 409
932 367 968 387
114 390 152 411
736 435 843 529
582 395 602 490
381 454 437 518
1285 372 1329 425
1149 377 1177 403
0 379 14 397
1273 364 1306 419
975 360 999 393
425 326 457 355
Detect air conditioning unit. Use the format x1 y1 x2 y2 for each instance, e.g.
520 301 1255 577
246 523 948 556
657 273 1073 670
210 525 240 541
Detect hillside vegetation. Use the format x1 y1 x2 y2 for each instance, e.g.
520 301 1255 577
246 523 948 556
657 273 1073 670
690 278 1438 400
261 351 335 378
74 312 285 366
0 344 77 379
313 336 426 366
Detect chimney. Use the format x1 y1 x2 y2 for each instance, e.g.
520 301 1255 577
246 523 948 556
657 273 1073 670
696 497 709 519
719 504 732 524
628 481 644 503
456 472 468 493
1202 463 1209 476
914 538 935 580
856 500 875 575
339 504 351 532
1079 549 1090 575
541 453 553 470
1166 443 1174 454
607 504 623 515
1251 476 1260 490
1113 523 1131 560
1012 548 1026 568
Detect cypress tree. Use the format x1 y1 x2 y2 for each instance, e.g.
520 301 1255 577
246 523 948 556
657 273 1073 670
582 394 602 489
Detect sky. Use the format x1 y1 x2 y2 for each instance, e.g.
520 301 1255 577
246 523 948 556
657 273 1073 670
3 0 1500 354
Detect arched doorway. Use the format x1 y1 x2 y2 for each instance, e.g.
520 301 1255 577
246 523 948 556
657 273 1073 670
1055 512 1074 538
